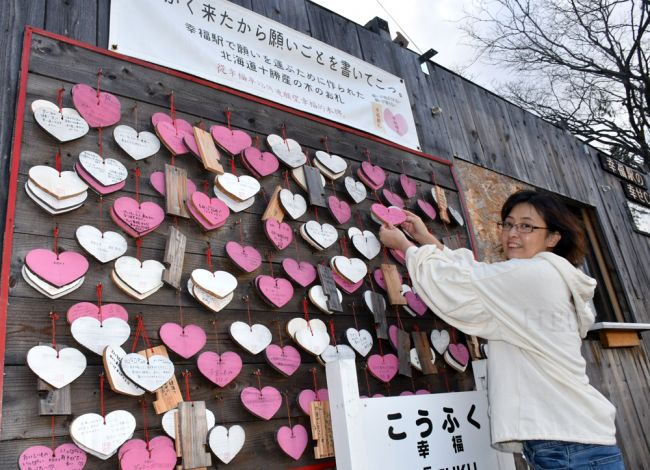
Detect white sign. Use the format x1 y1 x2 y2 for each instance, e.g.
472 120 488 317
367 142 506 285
109 0 420 150
627 201 650 236
327 360 501 470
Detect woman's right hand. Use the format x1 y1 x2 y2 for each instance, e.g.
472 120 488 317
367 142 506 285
402 210 429 243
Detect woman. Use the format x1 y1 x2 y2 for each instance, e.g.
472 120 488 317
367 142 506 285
379 190 624 469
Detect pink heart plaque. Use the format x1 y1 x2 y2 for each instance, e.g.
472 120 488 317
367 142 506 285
240 386 282 420
367 353 399 383
67 302 128 324
327 196 351 225
389 248 406 266
417 199 437 220
383 109 409 136
242 146 279 178
183 132 201 158
197 351 243 387
265 344 301 377
448 343 470 367
159 323 206 359
19 443 86 470
399 174 417 198
151 113 193 134
361 161 386 187
210 125 253 155
25 249 89 288
118 436 174 460
381 189 405 209
264 219 293 250
282 258 317 287
388 325 400 350
189 192 230 229
74 163 125 195
400 390 430 396
357 168 383 191
297 388 329 415
371 203 407 225
405 291 428 316
276 424 308 460
257 275 294 308
112 197 165 236
149 171 197 196
333 272 363 294
71 83 121 128
225 241 262 273
156 121 191 156
120 445 177 470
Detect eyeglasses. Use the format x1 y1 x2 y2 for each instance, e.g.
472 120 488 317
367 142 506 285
497 221 548 233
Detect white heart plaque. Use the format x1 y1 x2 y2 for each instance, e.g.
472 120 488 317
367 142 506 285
191 269 237 299
120 353 175 392
267 134 307 168
345 328 373 357
33 99 89 142
78 151 128 186
349 229 381 260
331 256 368 283
114 257 164 295
303 220 338 250
286 318 327 338
162 408 216 439
76 225 127 263
410 347 436 372
430 329 450 355
26 344 87 389
319 344 356 364
213 185 255 212
70 410 135 460
279 189 307 220
216 173 261 201
308 285 343 314
229 321 272 355
102 345 145 396
209 425 245 464
29 165 88 199
113 125 161 160
314 150 347 174
70 317 131 355
344 176 367 204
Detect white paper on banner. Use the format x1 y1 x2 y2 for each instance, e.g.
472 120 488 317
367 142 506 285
109 0 420 150
359 390 499 469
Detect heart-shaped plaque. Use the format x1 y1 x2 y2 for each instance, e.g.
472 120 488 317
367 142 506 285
19 443 86 470
67 302 128 324
381 189 405 209
191 268 237 299
360 161 386 188
256 275 294 308
29 165 88 200
331 256 368 284
445 343 470 372
308 285 343 314
293 319 330 355
120 353 175 392
70 410 135 460
213 185 255 212
75 225 127 263
240 386 282 420
267 134 307 168
302 220 338 250
210 125 252 155
346 328 373 357
187 191 230 231
297 388 329 416
155 120 191 156
25 248 89 288
265 219 293 250
216 173 261 201
25 180 86 215
371 203 407 225
71 83 121 128
197 350 243 387
208 425 245 464
417 199 437 221
399 174 417 198
332 271 364 294
114 256 164 296
113 125 161 160
225 241 262 273
276 425 308 460
430 329 450 355
242 146 279 178
410 347 436 372
229 321 272 355
282 258 317 287
327 195 351 225
118 436 174 460
78 150 128 187
319 344 356 364
279 189 307 220
159 323 206 359
120 445 177 470
27 344 87 389
70 316 131 355
264 344 301 377
367 353 399 383
344 176 367 204
348 227 381 260
112 197 165 237
102 345 145 396
314 150 347 175
32 99 89 143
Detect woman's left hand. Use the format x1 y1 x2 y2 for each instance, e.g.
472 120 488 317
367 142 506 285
379 224 415 252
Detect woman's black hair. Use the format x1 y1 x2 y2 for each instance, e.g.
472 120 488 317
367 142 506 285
501 190 587 266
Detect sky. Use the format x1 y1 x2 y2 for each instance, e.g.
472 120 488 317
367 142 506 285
310 0 504 91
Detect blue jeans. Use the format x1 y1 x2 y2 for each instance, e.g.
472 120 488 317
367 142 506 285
523 440 625 469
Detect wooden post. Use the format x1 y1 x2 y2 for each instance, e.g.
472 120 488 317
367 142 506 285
381 264 406 305
304 165 327 207
261 185 285 222
178 401 212 469
193 126 224 175
165 164 190 218
317 265 343 312
162 226 187 289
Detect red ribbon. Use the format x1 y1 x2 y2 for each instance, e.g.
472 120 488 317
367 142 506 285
52 226 59 256
99 373 106 423
206 244 213 271
55 149 61 174
96 68 102 103
329 320 337 346
134 167 141 204
225 108 231 130
56 87 64 113
49 311 59 354
182 370 192 401
140 399 150 451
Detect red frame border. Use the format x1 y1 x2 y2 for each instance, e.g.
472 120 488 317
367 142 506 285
0 26 478 428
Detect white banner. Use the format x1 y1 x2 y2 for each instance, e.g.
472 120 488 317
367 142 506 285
361 390 499 469
109 0 420 150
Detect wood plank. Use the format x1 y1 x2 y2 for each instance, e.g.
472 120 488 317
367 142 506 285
178 401 212 468
397 329 411 377
164 164 190 218
310 400 335 459
304 165 327 208
412 331 436 375
317 265 343 312
137 345 183 414
380 264 406 305
261 185 285 222
161 225 187 289
193 126 224 175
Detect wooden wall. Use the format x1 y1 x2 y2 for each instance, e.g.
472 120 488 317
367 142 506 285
1 0 649 468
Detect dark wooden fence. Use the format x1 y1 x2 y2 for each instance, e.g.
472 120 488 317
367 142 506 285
1 0 649 468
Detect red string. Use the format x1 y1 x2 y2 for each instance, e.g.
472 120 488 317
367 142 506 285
237 219 243 244
225 108 231 130
244 296 252 327
363 148 371 163
99 195 104 234
363 365 372 396
451 328 457 344
375 326 384 356
254 136 260 149
96 283 103 322
321 136 330 154
177 289 184 329
230 157 236 175
134 102 139 130
280 123 287 143
355 211 365 231
212 319 221 355
443 366 450 392
382 246 389 263
56 87 64 113
203 180 209 195
366 272 376 293
96 68 102 103
55 149 61 174
99 373 106 423
140 398 150 451
351 302 359 330
293 232 300 263
134 167 141 204
131 316 143 353
253 369 262 393
170 92 176 125
182 370 192 401
315 207 319 223
283 170 289 189
51 416 56 455
268 254 274 277
53 226 59 256
302 297 311 324
49 311 59 354
276 320 284 348
284 393 293 432
98 127 103 157
206 244 213 271
329 320 337 346
310 368 319 395
135 238 142 264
